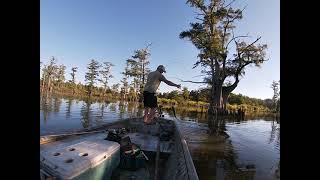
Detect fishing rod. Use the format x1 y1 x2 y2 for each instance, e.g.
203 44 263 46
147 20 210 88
40 127 128 145
40 130 107 145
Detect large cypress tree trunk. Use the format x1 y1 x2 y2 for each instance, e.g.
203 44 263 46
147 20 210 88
88 86 92 97
222 79 239 110
103 84 107 97
213 81 223 110
47 77 52 93
208 68 224 135
41 77 46 93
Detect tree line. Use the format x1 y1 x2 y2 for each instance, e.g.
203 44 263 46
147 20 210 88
40 44 152 101
40 54 278 113
158 85 279 113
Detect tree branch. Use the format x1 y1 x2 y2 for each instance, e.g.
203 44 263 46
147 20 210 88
143 43 153 52
239 37 261 56
226 35 249 49
223 5 248 48
223 0 236 9
190 0 207 14
223 77 239 93
227 5 247 27
238 60 251 72
195 17 204 21
234 40 241 59
195 12 205 16
192 74 207 78
246 37 261 48
222 17 231 47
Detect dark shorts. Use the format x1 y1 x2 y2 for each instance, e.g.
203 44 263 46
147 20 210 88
143 91 157 108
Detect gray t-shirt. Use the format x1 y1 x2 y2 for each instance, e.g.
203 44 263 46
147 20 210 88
143 70 167 93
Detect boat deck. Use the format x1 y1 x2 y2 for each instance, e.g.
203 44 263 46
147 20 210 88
126 133 174 153
40 117 205 180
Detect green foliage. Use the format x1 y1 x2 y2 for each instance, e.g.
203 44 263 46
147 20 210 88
85 59 101 96
125 46 151 95
112 83 120 93
168 90 179 100
121 60 130 97
182 87 189 100
99 62 114 94
227 93 272 112
70 67 78 84
55 64 66 85
41 57 66 93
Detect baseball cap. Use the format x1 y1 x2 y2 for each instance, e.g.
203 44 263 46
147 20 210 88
157 65 166 73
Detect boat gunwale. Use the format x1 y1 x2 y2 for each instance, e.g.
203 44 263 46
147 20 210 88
165 117 199 180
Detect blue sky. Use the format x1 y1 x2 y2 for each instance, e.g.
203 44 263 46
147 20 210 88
40 0 279 99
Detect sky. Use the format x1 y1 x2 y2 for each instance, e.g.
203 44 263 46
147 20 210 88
40 0 279 100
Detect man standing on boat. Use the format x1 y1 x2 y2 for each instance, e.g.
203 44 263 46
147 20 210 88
143 65 181 124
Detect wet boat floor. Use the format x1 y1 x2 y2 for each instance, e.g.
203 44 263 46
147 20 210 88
126 133 174 153
110 122 173 180
111 151 170 180
111 119 208 180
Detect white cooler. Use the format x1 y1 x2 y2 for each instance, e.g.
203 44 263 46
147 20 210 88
40 133 120 180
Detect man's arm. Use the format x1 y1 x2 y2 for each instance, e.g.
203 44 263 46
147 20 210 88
160 74 181 88
162 79 181 89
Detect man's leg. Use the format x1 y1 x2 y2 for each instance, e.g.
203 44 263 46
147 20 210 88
143 107 150 123
148 94 158 123
148 107 157 123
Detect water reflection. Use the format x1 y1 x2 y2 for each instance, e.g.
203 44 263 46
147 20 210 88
65 98 72 119
94 102 106 126
269 120 280 145
269 120 280 180
40 94 53 124
53 96 62 113
118 101 126 119
80 99 92 128
109 102 116 112
189 134 258 180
